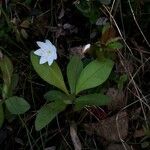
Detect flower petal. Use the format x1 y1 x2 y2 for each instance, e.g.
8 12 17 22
52 45 57 52
45 40 57 52
47 58 54 66
34 49 44 56
36 41 48 50
39 56 47 64
53 52 57 60
45 40 53 47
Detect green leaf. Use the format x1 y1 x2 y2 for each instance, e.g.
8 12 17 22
107 42 123 50
67 56 83 94
102 23 110 35
118 74 128 90
35 101 67 131
106 37 122 45
44 90 72 104
31 51 68 94
0 55 13 99
75 59 114 94
5 96 30 114
11 74 19 90
0 104 4 128
0 55 13 85
74 93 110 111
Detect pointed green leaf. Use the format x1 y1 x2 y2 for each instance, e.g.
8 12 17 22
0 104 4 128
44 90 67 102
75 93 110 111
5 96 30 114
0 55 13 99
118 74 128 90
67 56 83 94
35 101 66 131
106 37 122 45
11 73 19 90
44 90 71 104
76 59 114 94
31 51 68 94
107 42 123 50
102 23 110 35
0 55 13 85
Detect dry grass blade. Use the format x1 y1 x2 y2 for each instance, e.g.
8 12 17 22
127 0 150 48
103 5 134 55
70 124 82 150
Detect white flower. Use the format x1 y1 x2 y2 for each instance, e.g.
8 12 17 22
34 40 57 66
82 44 91 53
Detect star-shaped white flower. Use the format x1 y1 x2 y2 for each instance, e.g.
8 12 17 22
34 40 57 66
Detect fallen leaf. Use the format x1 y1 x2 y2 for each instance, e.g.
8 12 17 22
134 129 145 138
116 60 134 75
20 20 30 28
69 46 84 58
107 88 125 111
100 25 116 45
84 111 128 142
130 107 141 120
63 23 73 29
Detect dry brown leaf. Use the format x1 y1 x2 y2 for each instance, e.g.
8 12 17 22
116 60 134 75
130 107 141 120
134 129 145 138
69 46 84 58
107 88 125 111
20 20 30 28
84 111 128 142
100 26 116 45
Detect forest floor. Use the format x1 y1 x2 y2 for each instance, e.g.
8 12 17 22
0 0 150 150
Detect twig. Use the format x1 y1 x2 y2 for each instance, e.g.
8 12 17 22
103 5 134 55
127 0 150 48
